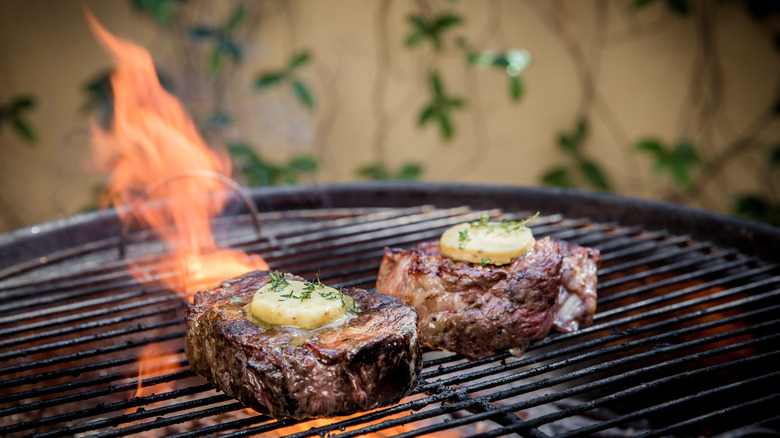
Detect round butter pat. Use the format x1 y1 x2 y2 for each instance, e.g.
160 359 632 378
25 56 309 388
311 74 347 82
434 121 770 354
440 220 535 266
250 279 348 330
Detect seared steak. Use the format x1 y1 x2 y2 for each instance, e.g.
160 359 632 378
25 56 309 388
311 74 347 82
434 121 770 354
555 240 600 332
185 270 422 419
375 237 600 359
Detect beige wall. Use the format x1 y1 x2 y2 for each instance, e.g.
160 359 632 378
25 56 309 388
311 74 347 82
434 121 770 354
1 0 778 233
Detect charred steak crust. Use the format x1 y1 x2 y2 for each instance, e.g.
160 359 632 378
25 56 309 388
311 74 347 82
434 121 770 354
375 237 600 359
185 270 422 420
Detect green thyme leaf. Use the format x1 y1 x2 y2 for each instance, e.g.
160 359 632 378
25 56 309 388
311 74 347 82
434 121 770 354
269 270 291 292
470 214 490 228
519 211 540 227
279 291 299 300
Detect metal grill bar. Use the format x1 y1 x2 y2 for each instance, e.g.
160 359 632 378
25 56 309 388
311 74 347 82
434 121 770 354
631 393 780 438
504 350 780 435
423 296 780 391
379 339 779 438
0 319 181 363
596 254 746 301
1 371 208 436
0 302 181 349
2 194 779 438
0 348 184 399
0 330 182 375
29 394 238 438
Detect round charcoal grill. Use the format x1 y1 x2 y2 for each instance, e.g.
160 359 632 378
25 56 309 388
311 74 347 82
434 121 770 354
1 182 779 437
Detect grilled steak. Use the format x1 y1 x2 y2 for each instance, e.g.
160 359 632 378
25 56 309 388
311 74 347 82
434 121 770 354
555 240 600 332
185 270 422 419
375 237 600 359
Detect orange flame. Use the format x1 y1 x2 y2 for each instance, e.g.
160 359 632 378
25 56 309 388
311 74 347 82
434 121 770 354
127 343 180 413
85 8 267 296
261 395 465 437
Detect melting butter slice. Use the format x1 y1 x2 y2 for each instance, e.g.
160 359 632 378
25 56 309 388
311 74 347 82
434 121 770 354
250 279 351 330
440 220 535 266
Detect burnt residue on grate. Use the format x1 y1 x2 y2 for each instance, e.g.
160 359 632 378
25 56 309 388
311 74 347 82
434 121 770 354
1 183 780 437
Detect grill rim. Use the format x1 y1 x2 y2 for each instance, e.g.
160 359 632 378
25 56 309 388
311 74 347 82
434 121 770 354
2 181 779 272
2 181 780 437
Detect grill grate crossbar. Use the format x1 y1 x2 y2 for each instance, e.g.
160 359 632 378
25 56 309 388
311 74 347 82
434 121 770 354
2 203 779 437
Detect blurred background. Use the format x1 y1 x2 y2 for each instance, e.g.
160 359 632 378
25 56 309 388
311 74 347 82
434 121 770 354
1 0 778 234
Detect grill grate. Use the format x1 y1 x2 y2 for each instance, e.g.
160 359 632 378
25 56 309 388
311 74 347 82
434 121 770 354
1 183 779 437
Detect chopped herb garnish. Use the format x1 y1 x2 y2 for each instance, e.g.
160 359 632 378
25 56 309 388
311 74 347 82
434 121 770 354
318 289 340 301
481 258 491 266
269 270 291 292
519 211 540 227
279 291 299 300
470 214 490 228
499 219 521 232
229 293 241 303
348 298 362 314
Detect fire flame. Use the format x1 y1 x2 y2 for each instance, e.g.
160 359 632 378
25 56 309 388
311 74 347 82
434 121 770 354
127 343 180 406
85 9 267 296
265 398 465 438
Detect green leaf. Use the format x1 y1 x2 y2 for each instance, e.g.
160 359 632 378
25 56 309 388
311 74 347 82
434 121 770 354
438 114 453 140
407 15 427 32
292 80 315 110
430 34 442 51
470 51 496 67
132 0 178 25
227 142 284 186
254 72 286 89
218 39 242 62
665 0 690 16
541 167 574 188
672 140 702 165
205 111 232 128
635 138 664 157
446 97 465 108
397 163 423 180
580 160 610 191
505 49 531 76
768 144 780 167
574 118 588 141
405 32 424 48
433 13 462 30
9 96 35 114
81 70 114 128
188 26 217 39
732 194 780 226
289 50 312 70
558 118 588 154
669 161 692 187
733 195 768 217
208 47 223 74
358 163 390 180
225 4 246 32
634 0 657 9
558 134 579 154
288 155 318 172
429 71 444 97
510 76 523 101
12 118 36 144
226 142 257 159
418 106 435 125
